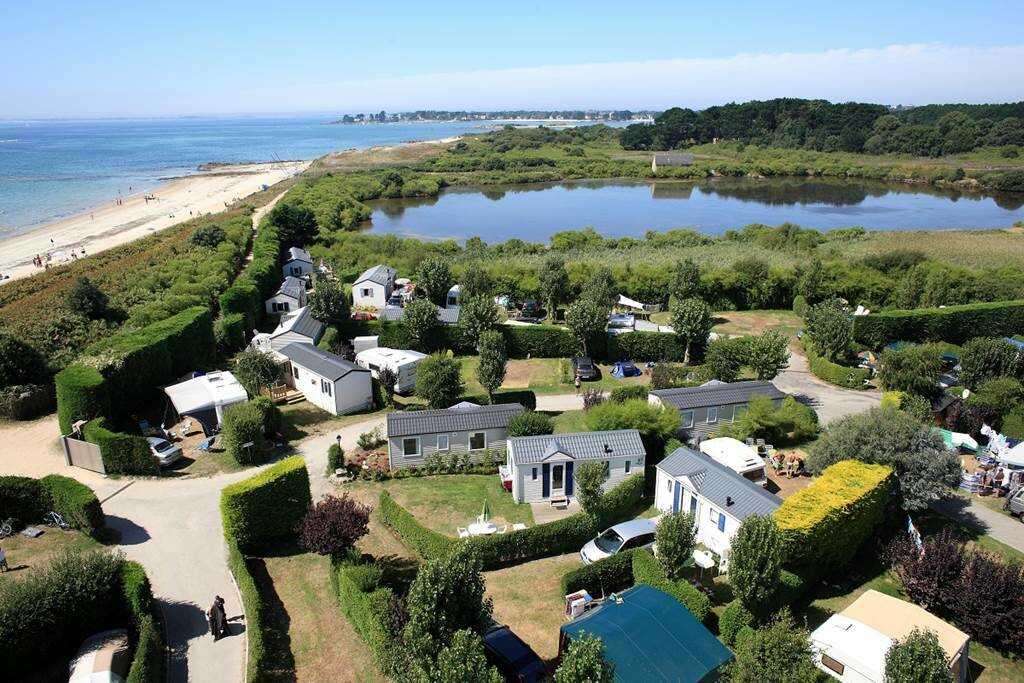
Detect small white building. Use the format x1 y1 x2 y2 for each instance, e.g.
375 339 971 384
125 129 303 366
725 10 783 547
352 264 397 309
698 437 768 487
278 343 372 416
354 346 427 394
282 247 314 279
265 276 307 315
251 306 325 354
654 446 780 569
445 284 461 308
507 430 646 504
163 371 249 435
810 590 970 683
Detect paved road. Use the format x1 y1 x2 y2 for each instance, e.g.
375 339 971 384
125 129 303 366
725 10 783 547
932 496 1024 553
773 350 882 425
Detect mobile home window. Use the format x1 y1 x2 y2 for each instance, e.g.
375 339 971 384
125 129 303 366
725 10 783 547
717 511 726 532
625 460 631 474
402 438 420 457
361 288 372 297
292 365 300 379
437 435 450 451
532 467 537 481
469 432 486 451
720 405 734 421
666 478 672 492
681 411 694 428
321 379 332 396
707 406 718 423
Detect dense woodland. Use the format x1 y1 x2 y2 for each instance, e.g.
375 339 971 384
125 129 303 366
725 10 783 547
620 98 1024 157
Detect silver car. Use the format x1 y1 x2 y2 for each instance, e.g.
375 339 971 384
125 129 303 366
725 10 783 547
146 436 183 467
580 518 657 564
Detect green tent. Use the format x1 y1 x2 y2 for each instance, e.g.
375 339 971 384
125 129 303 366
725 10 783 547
560 585 732 682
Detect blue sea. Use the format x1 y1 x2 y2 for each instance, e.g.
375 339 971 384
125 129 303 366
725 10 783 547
0 116 512 237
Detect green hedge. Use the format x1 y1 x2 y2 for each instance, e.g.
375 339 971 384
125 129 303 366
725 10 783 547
378 473 646 569
852 299 1024 348
83 417 159 475
0 475 48 523
774 460 894 573
334 560 405 677
608 331 687 362
463 389 538 410
121 560 165 683
561 549 636 596
215 313 247 355
226 538 269 682
609 385 649 403
719 600 754 647
631 550 711 623
220 456 311 551
805 344 871 389
501 324 579 358
41 475 104 531
55 364 108 434
222 401 267 465
0 383 55 421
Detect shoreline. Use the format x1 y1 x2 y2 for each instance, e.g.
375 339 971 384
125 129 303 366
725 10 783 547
0 160 309 283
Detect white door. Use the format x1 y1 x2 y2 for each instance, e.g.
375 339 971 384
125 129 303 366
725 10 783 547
551 464 565 498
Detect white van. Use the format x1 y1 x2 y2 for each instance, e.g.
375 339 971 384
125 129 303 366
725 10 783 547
354 347 428 394
699 437 768 487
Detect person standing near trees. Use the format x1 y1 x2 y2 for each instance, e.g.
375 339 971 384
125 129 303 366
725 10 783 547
575 371 582 394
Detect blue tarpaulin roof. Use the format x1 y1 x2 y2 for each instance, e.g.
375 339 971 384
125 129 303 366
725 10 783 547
560 585 733 683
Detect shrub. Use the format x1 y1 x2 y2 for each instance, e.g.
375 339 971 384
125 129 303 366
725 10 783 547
805 343 871 388
631 550 711 623
335 559 406 676
704 336 750 382
774 460 894 573
221 401 266 465
728 610 820 683
574 461 607 515
959 337 1024 390
728 515 783 618
561 549 636 596
853 299 1024 348
0 383 54 420
327 443 345 474
220 456 311 550
500 324 579 358
608 385 649 403
297 494 371 556
0 475 48 524
41 474 104 531
214 312 247 354
656 511 696 580
347 563 385 593
720 600 755 647
0 331 49 387
507 410 554 437
804 299 853 361
584 398 680 455
879 344 943 398
555 633 615 683
884 628 953 683
232 348 282 397
792 294 808 317
250 395 282 436
415 355 465 408
55 363 108 434
650 363 694 389
607 331 686 362
82 418 159 475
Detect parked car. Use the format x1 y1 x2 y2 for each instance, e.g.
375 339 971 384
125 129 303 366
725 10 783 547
572 357 599 380
1004 488 1024 520
519 300 543 319
482 625 547 683
580 518 657 564
147 436 183 467
69 629 131 683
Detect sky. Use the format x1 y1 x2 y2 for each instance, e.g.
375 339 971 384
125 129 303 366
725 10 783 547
3 1 1023 118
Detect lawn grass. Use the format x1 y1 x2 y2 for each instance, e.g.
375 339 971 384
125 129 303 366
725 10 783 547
0 528 101 577
551 409 587 434
346 474 534 536
259 548 385 683
485 552 581 662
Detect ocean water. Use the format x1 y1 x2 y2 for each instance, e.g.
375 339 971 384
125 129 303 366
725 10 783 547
0 116 506 236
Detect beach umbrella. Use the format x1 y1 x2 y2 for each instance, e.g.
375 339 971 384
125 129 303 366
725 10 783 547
481 499 491 522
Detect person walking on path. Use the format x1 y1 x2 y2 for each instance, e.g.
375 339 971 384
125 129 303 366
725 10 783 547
208 596 228 640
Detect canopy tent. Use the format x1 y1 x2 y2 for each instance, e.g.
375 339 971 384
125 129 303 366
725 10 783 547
561 585 732 682
997 442 1024 469
611 361 641 378
163 371 248 435
617 294 648 311
938 429 978 453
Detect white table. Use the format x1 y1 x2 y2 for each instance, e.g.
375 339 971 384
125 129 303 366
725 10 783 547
467 521 498 536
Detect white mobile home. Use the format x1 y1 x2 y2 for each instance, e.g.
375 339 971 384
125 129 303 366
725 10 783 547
163 371 249 435
265 276 307 315
352 264 397 309
649 380 787 444
354 347 427 394
655 446 780 569
378 303 461 326
810 590 970 683
282 247 314 279
386 402 524 469
251 306 325 355
279 343 372 416
507 430 646 504
698 437 768 487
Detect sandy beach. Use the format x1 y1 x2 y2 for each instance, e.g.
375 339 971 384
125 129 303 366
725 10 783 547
0 160 309 282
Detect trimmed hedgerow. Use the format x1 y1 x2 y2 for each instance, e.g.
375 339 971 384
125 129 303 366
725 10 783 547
561 549 636 596
805 344 872 389
334 559 407 677
226 538 270 682
378 473 646 569
500 324 579 359
41 474 104 531
55 363 108 434
0 476 48 524
607 330 687 362
631 549 711 623
220 456 311 551
852 299 1024 348
774 460 894 573
463 389 538 411
609 385 649 403
719 600 755 647
221 401 267 465
121 560 165 683
82 417 159 475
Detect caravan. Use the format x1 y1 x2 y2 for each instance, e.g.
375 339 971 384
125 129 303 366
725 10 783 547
699 437 768 487
354 347 427 394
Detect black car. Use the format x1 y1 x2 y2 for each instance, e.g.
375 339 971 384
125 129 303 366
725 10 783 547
520 300 543 319
482 625 547 683
572 356 599 380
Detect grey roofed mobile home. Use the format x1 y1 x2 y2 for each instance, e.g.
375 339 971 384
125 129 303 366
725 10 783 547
649 380 787 444
387 402 524 469
651 152 695 171
658 446 781 520
379 304 460 325
278 276 305 301
507 429 646 503
287 247 312 264
279 342 364 381
278 342 372 416
356 264 396 287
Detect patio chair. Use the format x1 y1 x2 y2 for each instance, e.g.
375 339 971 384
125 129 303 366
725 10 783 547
458 527 470 538
512 523 527 531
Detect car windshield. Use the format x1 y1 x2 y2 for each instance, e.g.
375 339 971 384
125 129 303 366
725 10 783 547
577 359 593 369
153 440 174 453
594 529 624 554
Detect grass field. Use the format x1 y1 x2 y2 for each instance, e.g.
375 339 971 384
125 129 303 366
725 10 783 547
0 528 101 578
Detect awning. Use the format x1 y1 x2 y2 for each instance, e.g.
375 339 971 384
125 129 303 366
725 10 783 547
938 429 978 452
617 294 647 311
163 371 248 433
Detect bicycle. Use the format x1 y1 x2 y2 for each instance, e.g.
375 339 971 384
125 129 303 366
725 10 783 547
0 517 19 539
43 511 71 530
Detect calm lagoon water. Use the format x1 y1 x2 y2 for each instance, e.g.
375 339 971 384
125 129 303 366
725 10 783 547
367 178 1024 241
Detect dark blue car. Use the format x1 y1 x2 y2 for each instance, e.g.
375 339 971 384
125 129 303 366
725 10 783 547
482 625 547 683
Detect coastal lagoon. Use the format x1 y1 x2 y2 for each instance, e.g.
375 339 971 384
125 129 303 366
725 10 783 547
366 178 1024 241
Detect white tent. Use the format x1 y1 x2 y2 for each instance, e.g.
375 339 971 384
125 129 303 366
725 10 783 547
163 371 248 434
617 294 647 311
997 442 1024 469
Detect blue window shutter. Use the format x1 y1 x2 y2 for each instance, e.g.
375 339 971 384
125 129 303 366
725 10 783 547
542 464 550 498
717 512 726 532
565 462 574 495
690 494 698 515
672 481 681 513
